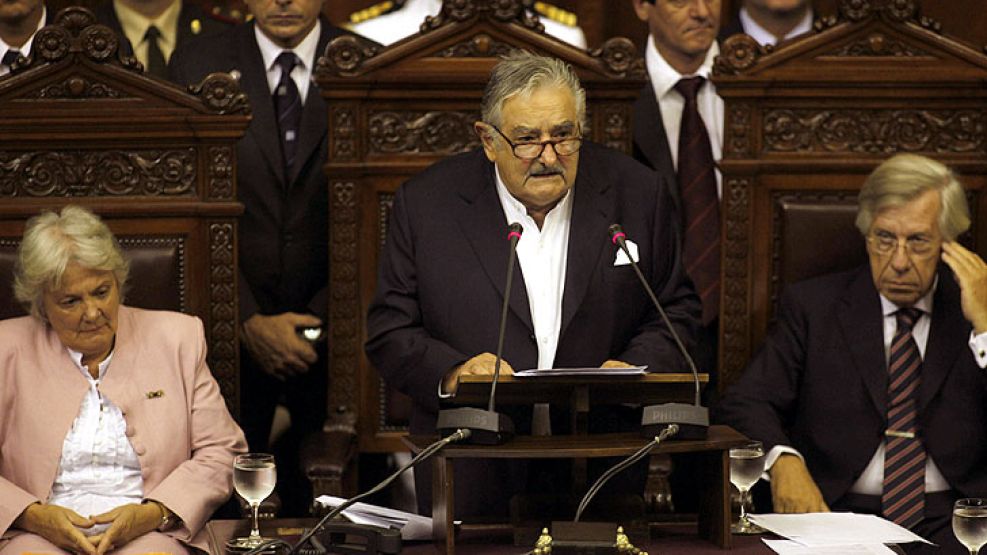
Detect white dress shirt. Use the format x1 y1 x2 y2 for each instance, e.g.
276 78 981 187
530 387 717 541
48 350 144 534
766 277 987 495
254 20 321 104
0 6 46 77
643 35 724 198
494 166 574 371
738 7 814 47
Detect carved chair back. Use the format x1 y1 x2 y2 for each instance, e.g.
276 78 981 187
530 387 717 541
713 0 987 392
311 0 648 493
0 8 250 416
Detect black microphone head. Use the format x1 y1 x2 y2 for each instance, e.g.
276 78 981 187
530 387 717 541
507 222 523 239
608 223 626 245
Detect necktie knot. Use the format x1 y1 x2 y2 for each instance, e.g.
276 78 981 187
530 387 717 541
275 51 299 76
895 308 922 331
144 25 161 42
2 49 21 68
674 76 706 102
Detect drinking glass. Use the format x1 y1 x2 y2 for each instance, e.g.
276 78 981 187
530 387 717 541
953 498 987 555
228 453 277 550
730 441 765 534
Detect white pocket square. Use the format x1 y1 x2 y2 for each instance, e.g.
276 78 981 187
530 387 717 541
614 239 640 266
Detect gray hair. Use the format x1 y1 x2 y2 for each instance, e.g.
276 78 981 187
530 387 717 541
480 50 587 129
13 205 129 321
856 153 970 241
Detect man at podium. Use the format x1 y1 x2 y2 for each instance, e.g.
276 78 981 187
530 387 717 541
366 51 700 517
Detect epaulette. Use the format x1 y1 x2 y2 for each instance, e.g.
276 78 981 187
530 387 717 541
533 1 578 27
204 0 251 25
348 0 401 24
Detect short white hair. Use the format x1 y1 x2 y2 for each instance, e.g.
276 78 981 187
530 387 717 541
13 205 129 321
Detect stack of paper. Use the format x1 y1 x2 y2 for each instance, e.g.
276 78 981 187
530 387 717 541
314 495 432 540
513 366 647 377
749 513 933 555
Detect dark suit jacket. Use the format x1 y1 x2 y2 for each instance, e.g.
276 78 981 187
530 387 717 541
716 265 987 505
631 84 680 216
169 20 348 321
95 0 231 68
366 142 701 431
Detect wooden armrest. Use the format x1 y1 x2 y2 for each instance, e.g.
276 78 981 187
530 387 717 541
299 428 357 501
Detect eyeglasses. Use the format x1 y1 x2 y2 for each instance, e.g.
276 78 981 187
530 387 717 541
867 230 940 258
489 125 582 160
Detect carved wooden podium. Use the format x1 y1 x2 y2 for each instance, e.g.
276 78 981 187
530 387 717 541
305 0 649 496
0 8 250 415
713 0 987 392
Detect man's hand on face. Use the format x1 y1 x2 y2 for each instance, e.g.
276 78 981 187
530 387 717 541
942 241 987 334
441 352 515 395
769 454 830 513
242 312 322 380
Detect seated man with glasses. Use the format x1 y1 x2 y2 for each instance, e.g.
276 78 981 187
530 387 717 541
717 153 987 554
366 50 700 517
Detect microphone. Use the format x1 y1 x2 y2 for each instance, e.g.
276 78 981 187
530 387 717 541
435 222 523 445
608 224 709 440
242 429 472 555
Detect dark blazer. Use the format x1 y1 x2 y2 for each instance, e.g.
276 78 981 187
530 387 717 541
95 0 231 67
170 20 348 321
631 84 680 215
716 265 987 505
366 142 701 428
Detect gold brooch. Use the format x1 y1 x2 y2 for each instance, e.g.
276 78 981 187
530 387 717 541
146 390 165 399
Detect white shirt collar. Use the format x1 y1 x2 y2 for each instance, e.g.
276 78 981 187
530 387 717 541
879 274 937 318
65 347 115 381
738 7 814 47
0 6 46 59
644 34 719 100
253 18 321 73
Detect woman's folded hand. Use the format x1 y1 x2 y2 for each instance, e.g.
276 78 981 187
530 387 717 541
13 502 97 555
87 502 163 555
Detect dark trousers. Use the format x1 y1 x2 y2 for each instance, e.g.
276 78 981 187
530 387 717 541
835 491 966 555
240 343 328 516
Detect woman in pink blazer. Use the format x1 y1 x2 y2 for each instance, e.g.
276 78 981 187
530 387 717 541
0 206 247 555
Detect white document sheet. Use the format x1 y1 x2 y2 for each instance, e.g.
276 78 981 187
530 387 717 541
513 366 647 377
763 539 898 554
749 513 932 547
314 495 432 540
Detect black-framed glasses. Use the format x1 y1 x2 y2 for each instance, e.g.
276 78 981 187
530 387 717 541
867 230 940 258
489 124 582 160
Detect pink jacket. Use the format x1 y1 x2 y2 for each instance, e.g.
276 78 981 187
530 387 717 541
0 306 247 551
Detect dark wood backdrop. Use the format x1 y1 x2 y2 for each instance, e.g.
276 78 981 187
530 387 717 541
48 1 987 54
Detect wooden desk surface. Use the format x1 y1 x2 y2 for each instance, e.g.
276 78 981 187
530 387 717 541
450 373 708 406
404 425 747 459
206 519 774 554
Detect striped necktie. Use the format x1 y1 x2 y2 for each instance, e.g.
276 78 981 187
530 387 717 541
673 76 720 325
143 26 167 79
2 49 21 72
882 307 926 528
274 51 302 182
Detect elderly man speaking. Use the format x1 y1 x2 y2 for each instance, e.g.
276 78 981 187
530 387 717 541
366 50 701 518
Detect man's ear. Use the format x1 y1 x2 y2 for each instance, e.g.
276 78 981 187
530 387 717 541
474 122 497 162
631 0 651 22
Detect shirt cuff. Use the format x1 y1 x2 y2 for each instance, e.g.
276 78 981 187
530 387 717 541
969 330 987 369
437 380 453 399
764 445 804 481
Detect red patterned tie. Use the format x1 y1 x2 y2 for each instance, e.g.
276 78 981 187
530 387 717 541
674 77 720 325
882 307 925 528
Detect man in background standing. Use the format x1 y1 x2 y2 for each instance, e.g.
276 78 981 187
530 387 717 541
170 0 349 516
0 0 47 76
719 0 813 46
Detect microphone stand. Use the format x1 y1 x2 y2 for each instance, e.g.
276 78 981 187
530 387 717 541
608 224 709 439
242 429 472 555
436 222 523 445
